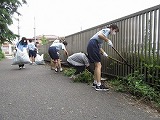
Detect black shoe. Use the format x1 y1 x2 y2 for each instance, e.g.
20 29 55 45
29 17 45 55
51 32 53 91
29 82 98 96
95 85 109 91
92 83 96 88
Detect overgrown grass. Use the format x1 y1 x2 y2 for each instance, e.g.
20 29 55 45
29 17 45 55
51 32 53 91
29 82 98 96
63 67 160 111
63 68 94 84
63 64 160 112
63 67 76 77
108 71 160 111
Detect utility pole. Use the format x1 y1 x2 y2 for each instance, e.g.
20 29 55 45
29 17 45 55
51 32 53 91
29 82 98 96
34 17 36 43
17 16 20 41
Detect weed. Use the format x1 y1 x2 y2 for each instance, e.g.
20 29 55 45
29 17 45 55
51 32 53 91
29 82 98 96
0 50 5 61
63 68 76 77
63 68 93 84
74 69 94 84
108 71 160 110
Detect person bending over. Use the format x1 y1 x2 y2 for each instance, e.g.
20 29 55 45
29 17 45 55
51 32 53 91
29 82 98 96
67 52 89 78
48 41 68 72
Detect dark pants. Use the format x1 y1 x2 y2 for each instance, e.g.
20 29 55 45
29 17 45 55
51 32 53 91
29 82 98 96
87 39 101 63
48 46 59 60
68 62 86 75
29 50 37 58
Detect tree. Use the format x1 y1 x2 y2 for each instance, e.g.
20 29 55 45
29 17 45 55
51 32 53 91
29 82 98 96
40 35 48 45
0 0 27 44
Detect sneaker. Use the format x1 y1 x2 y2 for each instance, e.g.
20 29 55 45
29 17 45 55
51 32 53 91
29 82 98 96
55 68 58 73
92 83 97 88
32 62 37 65
95 85 109 91
19 67 22 70
22 66 25 69
60 68 63 72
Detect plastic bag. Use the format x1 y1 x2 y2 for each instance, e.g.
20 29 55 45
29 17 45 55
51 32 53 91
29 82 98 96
12 48 31 65
35 54 45 65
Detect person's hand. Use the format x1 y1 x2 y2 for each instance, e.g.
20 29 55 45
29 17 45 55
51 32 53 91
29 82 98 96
103 52 108 57
108 40 113 47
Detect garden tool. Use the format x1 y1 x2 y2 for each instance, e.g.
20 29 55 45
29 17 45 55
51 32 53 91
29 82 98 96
111 46 134 69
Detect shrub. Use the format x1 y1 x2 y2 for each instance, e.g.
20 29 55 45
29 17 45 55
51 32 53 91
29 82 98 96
63 68 93 84
108 71 160 110
0 50 5 61
74 69 94 84
63 68 76 77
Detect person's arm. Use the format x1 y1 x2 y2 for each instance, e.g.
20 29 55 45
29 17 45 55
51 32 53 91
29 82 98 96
64 49 68 56
98 33 113 47
61 43 68 56
98 33 109 42
100 48 105 54
100 48 108 57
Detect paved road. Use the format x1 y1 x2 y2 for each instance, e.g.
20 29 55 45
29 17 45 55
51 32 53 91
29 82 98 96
0 57 159 120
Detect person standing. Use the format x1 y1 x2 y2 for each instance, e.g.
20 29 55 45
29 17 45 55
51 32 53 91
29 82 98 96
16 37 28 69
87 24 119 91
67 52 89 78
28 39 37 65
48 41 68 72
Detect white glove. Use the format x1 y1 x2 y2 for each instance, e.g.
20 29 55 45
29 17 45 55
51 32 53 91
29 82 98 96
103 52 108 57
57 52 60 56
108 40 113 47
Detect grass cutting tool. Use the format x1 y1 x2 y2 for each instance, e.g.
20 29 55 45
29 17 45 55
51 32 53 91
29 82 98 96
108 46 134 69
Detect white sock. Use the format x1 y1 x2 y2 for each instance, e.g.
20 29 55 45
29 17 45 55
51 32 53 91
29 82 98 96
94 80 97 84
97 82 101 86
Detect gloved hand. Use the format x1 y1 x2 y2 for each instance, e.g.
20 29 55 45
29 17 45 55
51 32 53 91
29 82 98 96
103 52 108 57
108 39 113 47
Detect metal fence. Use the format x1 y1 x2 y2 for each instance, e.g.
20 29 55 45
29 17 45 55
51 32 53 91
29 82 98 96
39 4 160 83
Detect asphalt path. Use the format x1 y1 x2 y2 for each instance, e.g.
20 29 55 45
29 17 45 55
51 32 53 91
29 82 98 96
0 57 159 120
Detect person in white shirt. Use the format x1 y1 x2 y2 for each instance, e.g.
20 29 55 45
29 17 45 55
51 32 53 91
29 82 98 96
87 24 119 91
28 39 37 64
48 41 68 72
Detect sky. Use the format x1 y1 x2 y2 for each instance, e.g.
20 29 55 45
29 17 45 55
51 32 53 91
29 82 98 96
9 0 160 38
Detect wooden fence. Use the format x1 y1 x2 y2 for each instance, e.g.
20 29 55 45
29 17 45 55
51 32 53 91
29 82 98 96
38 4 160 85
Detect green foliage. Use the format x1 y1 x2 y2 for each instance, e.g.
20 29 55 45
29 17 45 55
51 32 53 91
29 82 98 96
0 0 27 43
74 69 94 84
109 70 160 108
0 50 5 60
138 53 160 90
63 68 76 77
43 53 50 61
40 36 48 45
63 68 93 84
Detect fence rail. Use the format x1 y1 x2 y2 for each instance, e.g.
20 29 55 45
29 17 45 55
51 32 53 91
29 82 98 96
39 4 160 85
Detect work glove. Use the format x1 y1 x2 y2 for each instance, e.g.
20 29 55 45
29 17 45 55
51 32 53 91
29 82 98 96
103 52 108 57
108 39 113 47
